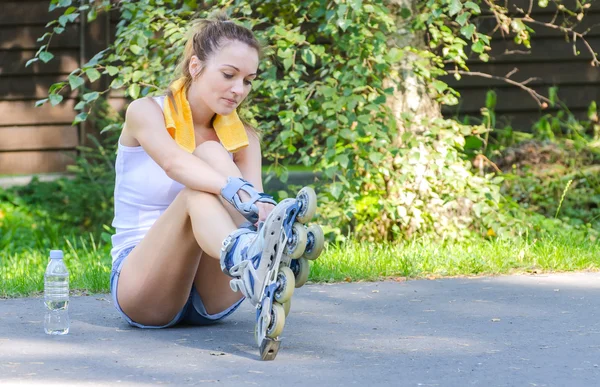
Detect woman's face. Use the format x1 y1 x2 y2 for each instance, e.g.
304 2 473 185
189 40 259 116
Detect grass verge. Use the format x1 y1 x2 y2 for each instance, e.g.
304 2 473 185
2 233 598 298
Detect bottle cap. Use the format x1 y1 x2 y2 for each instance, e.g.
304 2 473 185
50 250 64 259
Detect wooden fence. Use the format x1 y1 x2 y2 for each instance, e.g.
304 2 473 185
0 0 598 175
0 0 121 175
443 0 600 129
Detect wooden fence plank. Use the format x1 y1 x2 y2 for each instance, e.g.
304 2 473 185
0 75 78 100
478 9 600 38
0 49 79 76
0 150 76 175
0 1 60 26
0 25 79 50
0 100 76 126
505 0 600 13
479 36 600 63
444 61 600 88
0 126 78 151
446 83 598 114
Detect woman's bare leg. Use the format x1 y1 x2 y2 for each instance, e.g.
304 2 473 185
116 141 248 326
191 141 250 315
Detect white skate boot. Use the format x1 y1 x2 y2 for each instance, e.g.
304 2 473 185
220 186 325 360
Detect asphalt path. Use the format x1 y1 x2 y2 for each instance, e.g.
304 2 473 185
1 273 599 386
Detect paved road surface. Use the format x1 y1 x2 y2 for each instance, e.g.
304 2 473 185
1 273 599 386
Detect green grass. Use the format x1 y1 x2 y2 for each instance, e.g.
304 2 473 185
1 235 112 298
2 231 599 298
2 182 599 297
310 234 600 282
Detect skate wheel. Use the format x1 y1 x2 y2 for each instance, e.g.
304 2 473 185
266 303 285 339
282 299 291 317
296 187 317 224
285 223 307 259
293 258 310 288
304 224 325 261
274 267 295 303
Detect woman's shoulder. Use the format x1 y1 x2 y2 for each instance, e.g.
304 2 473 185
126 97 164 122
122 97 165 146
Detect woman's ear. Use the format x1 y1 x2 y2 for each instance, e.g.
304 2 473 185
189 55 203 78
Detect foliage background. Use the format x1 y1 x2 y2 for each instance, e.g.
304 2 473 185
4 0 599 254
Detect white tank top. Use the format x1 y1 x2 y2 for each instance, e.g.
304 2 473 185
110 96 185 262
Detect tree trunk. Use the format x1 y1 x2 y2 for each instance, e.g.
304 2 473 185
384 0 441 137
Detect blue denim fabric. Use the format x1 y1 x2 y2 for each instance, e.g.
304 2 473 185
110 246 244 328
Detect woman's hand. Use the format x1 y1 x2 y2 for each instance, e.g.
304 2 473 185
256 201 275 226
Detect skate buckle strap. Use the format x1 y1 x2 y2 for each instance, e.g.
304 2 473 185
220 177 277 223
219 227 257 276
221 235 234 253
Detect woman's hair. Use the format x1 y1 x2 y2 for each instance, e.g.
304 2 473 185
165 12 261 135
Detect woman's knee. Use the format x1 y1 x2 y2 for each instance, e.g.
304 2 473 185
193 141 241 176
180 187 218 210
193 141 229 163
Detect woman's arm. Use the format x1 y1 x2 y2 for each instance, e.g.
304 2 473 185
233 126 276 222
124 97 227 194
233 126 264 192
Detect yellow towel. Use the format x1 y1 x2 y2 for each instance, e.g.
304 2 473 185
163 78 249 153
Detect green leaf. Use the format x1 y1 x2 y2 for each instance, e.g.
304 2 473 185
336 154 350 169
132 70 144 83
128 83 140 99
301 49 316 67
87 7 98 22
105 66 119 76
58 15 69 27
66 13 79 22
64 6 77 15
464 1 481 14
283 57 294 71
337 19 352 32
25 57 38 67
340 129 354 140
472 40 485 54
432 80 448 94
49 94 63 106
456 12 470 26
85 68 101 82
538 0 549 7
385 47 404 62
130 45 143 55
37 32 51 42
448 0 462 16
588 101 597 120
82 91 100 102
136 35 149 48
330 183 343 200
35 98 48 107
68 74 85 90
369 152 383 164
110 77 124 89
460 24 476 39
39 51 54 63
348 0 363 11
73 112 88 125
400 7 411 19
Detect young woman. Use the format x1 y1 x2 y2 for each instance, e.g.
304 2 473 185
109 14 322 359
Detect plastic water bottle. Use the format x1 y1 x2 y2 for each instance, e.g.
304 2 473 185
44 250 70 335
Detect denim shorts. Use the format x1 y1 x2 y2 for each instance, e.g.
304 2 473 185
110 246 244 328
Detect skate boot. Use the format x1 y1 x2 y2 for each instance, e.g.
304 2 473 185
220 186 325 360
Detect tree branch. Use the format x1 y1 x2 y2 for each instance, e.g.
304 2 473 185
521 16 600 66
451 70 551 107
